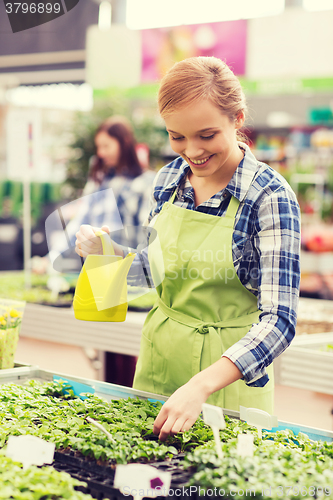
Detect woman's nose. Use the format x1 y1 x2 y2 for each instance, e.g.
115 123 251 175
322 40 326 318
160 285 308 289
184 142 204 159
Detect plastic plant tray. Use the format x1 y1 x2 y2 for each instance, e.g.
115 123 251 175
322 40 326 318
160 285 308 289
278 332 333 396
2 364 332 443
1 365 332 500
52 458 192 500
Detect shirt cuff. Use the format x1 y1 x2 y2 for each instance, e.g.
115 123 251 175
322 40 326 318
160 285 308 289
222 350 270 388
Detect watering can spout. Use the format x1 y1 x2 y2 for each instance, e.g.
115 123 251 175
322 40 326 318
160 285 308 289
73 230 136 322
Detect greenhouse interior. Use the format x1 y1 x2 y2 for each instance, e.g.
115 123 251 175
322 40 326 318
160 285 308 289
0 0 333 498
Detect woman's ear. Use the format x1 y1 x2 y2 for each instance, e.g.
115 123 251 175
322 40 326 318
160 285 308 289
235 111 245 130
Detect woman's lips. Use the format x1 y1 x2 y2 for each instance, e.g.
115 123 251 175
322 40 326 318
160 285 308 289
187 155 213 167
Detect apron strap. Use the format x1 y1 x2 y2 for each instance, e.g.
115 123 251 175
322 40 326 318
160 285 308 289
157 298 260 331
225 195 240 219
169 189 178 204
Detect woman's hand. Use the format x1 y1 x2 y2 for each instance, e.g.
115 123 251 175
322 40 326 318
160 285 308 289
75 224 110 258
153 378 209 441
153 357 243 441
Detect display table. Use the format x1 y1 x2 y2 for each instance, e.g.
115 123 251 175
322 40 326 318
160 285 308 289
296 297 333 334
20 303 147 357
275 332 333 395
20 297 333 356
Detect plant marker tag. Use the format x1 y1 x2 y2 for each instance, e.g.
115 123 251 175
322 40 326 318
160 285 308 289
6 435 55 469
114 464 171 500
237 433 254 457
202 403 225 458
239 406 278 439
86 416 116 445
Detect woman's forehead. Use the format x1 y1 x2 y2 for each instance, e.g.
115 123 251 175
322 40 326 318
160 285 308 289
164 100 231 132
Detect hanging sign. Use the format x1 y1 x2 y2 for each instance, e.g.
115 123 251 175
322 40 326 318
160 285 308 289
6 108 42 181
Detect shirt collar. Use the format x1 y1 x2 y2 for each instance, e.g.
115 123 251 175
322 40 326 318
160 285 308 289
225 142 260 202
160 157 190 201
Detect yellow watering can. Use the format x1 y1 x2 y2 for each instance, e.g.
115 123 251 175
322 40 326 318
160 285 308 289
73 230 135 322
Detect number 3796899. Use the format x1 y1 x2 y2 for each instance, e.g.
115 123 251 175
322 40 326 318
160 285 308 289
5 2 61 14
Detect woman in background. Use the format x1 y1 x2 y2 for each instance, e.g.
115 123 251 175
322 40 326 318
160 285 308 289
37 115 154 272
35 116 156 386
65 115 152 251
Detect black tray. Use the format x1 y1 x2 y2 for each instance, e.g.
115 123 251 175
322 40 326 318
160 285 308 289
53 451 193 500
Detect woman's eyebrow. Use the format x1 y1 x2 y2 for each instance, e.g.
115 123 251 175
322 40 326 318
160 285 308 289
167 127 219 134
166 129 181 134
198 127 219 132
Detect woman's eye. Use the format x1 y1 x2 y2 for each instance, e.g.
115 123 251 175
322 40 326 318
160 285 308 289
170 136 184 141
201 134 215 140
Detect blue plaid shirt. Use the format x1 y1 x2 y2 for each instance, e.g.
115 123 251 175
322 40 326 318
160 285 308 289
135 142 301 388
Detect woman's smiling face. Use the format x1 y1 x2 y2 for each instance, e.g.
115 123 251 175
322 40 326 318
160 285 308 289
164 98 244 183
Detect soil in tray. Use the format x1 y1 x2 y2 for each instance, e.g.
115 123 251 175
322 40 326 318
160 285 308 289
53 462 116 500
54 449 116 479
53 455 192 500
54 449 190 482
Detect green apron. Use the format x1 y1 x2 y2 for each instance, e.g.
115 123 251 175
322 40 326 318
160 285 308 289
133 190 274 413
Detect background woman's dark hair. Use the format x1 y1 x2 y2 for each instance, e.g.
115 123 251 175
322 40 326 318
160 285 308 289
90 116 142 183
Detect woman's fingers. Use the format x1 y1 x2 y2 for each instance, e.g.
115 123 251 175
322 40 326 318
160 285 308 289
100 225 110 234
75 224 104 257
154 409 196 441
153 378 208 441
170 418 187 435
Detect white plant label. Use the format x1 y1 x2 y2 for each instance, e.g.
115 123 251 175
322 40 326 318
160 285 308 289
240 406 278 439
237 433 254 457
114 463 171 499
202 403 226 458
202 403 226 429
6 435 55 469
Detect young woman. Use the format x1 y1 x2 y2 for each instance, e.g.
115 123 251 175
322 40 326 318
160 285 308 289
75 57 301 441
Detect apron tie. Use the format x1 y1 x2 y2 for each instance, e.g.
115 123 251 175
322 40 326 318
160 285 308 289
157 298 260 331
198 326 209 334
157 298 260 377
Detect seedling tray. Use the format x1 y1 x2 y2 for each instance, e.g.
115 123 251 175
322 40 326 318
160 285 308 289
0 366 333 442
52 455 192 500
1 366 332 500
5 365 333 443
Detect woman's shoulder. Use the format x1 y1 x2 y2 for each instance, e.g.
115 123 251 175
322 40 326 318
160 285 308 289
236 144 299 214
82 179 99 195
252 161 299 206
241 143 296 199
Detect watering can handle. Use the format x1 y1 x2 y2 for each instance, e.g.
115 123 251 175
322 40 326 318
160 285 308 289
95 230 115 256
